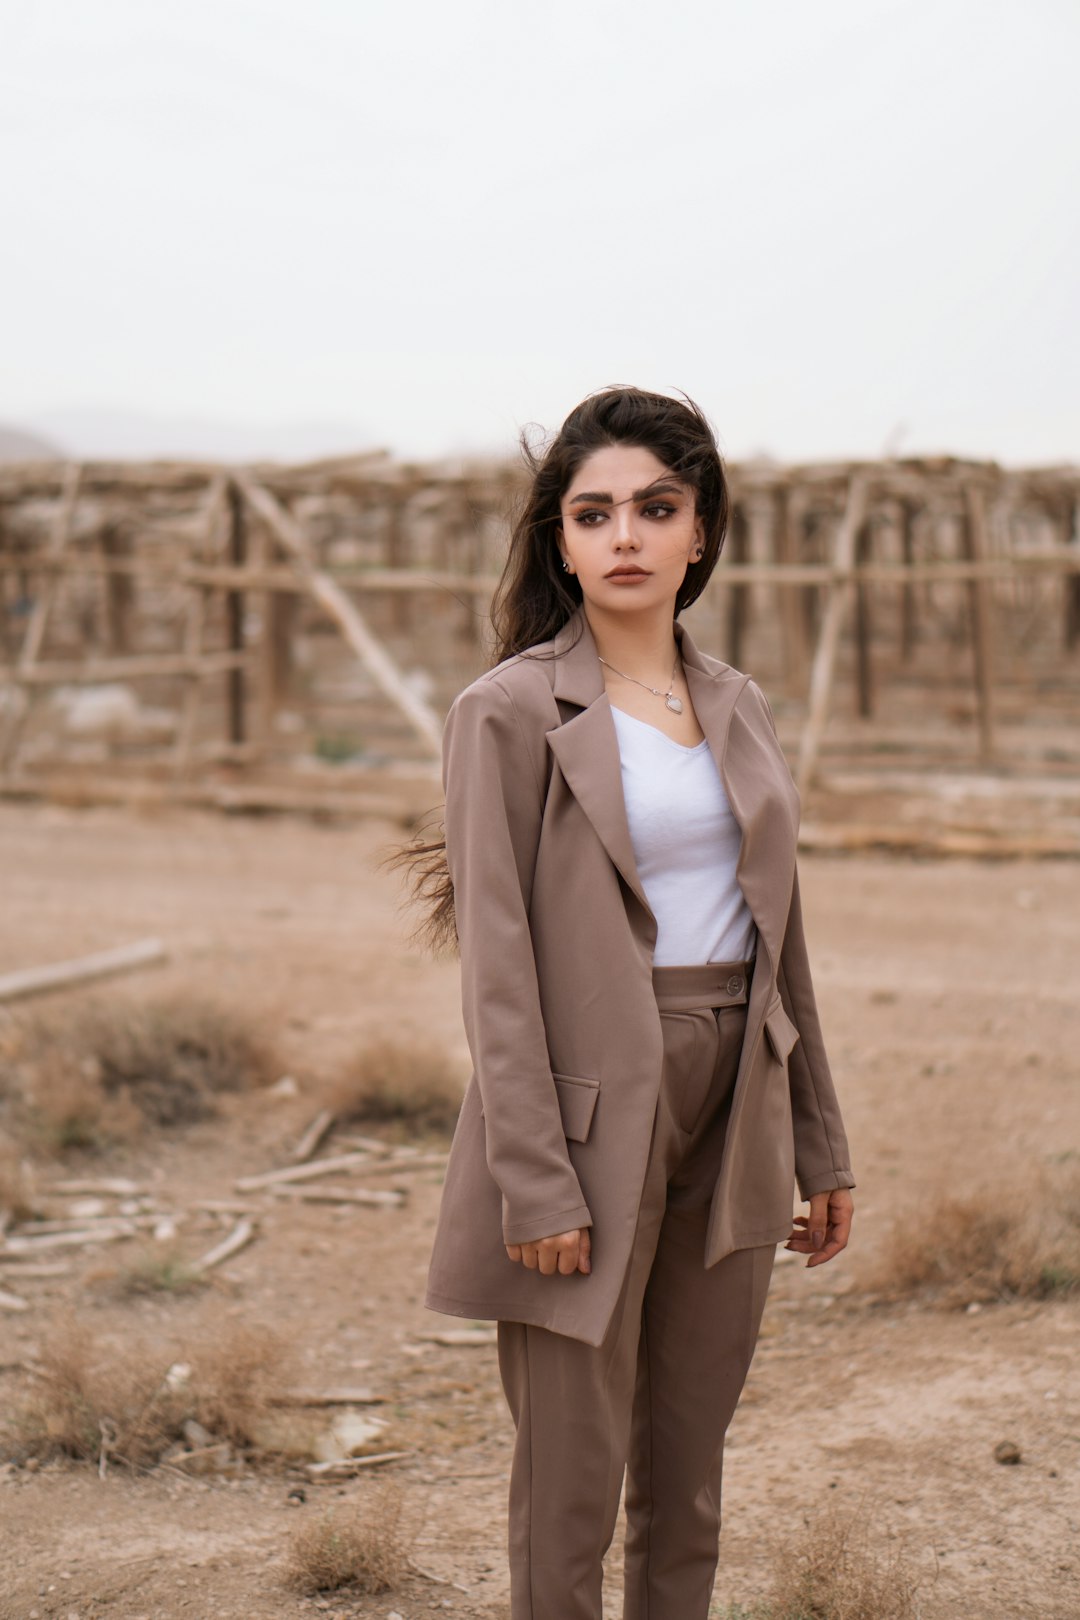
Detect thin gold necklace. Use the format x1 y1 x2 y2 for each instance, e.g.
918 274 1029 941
597 650 683 714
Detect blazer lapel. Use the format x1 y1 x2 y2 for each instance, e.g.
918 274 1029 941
682 645 798 974
546 611 654 918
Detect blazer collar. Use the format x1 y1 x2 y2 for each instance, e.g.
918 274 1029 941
543 604 792 970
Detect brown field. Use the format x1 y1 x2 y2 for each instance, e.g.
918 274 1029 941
1 799 1078 1620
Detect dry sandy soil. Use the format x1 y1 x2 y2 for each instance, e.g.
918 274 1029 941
1 800 1078 1620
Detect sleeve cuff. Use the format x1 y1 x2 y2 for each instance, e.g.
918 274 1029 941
502 1202 593 1246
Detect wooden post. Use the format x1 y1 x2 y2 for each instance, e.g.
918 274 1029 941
961 483 995 763
725 502 750 668
0 462 81 770
385 493 408 633
796 473 871 798
853 517 874 718
226 480 246 748
1064 500 1080 651
773 486 810 696
100 520 133 653
176 475 230 774
899 500 917 663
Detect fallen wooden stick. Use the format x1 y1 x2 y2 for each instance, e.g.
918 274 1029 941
338 1152 447 1178
0 937 166 1004
234 1152 376 1192
415 1328 497 1347
10 1214 166 1237
42 1178 143 1198
0 1260 72 1277
0 1287 29 1312
332 1134 396 1155
289 1108 335 1164
271 1388 385 1408
191 1217 256 1273
1 1223 136 1253
306 1450 412 1480
269 1186 404 1209
190 1200 262 1217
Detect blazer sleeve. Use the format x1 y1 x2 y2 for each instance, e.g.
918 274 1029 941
776 865 857 1200
442 676 593 1246
747 679 856 1201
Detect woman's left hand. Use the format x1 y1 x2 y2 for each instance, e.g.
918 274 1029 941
784 1188 854 1266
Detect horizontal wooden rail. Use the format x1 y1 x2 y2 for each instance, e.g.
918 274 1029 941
1 650 251 684
1 552 1078 592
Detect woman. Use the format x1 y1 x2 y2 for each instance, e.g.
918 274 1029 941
393 385 855 1620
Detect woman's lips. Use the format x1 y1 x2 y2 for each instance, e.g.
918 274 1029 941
605 569 651 583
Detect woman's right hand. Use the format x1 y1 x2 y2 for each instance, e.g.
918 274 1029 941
505 1228 591 1276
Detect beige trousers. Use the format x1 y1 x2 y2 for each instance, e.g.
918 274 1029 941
497 960 776 1620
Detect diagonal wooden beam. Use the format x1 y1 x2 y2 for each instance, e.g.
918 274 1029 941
796 472 872 798
235 475 443 759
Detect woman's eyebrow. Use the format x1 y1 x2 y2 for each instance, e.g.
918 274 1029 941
568 480 685 507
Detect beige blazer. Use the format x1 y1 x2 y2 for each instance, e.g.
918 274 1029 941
425 603 855 1347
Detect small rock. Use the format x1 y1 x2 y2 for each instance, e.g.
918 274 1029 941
24 1456 40 1473
993 1440 1022 1465
270 1074 300 1097
183 1418 213 1449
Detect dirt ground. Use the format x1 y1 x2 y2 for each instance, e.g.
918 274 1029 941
1 799 1078 1620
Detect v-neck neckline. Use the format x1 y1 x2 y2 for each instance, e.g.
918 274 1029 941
610 704 710 755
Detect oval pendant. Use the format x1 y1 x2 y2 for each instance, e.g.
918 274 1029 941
665 695 683 713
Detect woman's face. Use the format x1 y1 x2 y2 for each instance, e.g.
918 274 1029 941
556 443 704 615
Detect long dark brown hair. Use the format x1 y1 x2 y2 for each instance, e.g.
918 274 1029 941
380 385 731 955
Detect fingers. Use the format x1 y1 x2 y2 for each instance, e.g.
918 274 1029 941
783 1193 854 1266
807 1191 830 1252
504 1228 591 1276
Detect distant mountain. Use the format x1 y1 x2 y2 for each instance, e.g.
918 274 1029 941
0 422 66 461
13 407 373 464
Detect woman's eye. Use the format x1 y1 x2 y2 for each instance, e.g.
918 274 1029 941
573 510 605 526
644 502 676 519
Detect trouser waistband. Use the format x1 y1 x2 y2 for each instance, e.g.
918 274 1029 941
651 957 755 1012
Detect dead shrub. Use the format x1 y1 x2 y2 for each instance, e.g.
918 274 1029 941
284 1483 410 1595
858 1166 1080 1308
184 1318 298 1451
5 1313 296 1469
2 991 280 1149
9 1313 190 1468
720 1500 930 1620
328 1033 464 1137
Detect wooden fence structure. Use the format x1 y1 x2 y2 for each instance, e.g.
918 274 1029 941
0 451 1077 830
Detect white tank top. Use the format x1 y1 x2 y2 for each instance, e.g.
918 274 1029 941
610 705 758 968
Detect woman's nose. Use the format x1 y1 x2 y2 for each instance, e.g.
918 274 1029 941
612 505 640 547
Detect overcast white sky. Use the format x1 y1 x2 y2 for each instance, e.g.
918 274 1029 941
2 0 1077 464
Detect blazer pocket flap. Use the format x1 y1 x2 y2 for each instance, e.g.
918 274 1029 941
552 1073 601 1143
764 999 801 1064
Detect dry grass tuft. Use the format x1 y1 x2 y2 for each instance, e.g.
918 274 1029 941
184 1318 299 1451
2 991 281 1151
720 1500 931 1620
9 1313 190 1468
5 1313 297 1468
284 1483 410 1594
858 1165 1080 1308
327 1033 464 1137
